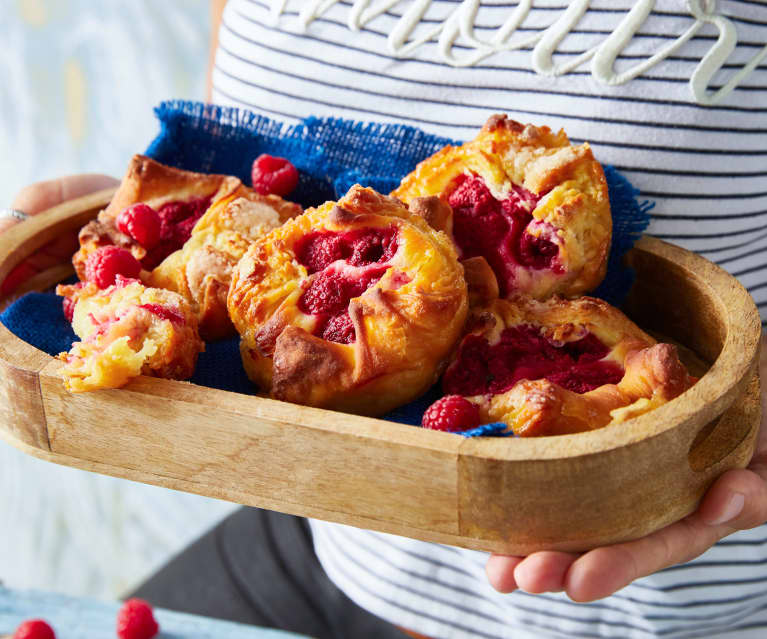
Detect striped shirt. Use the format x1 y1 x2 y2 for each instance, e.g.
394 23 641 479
213 1 767 637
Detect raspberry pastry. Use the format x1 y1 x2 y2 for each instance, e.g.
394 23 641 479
392 115 611 303
148 190 302 340
73 155 247 278
56 277 203 392
227 185 469 415
434 296 696 437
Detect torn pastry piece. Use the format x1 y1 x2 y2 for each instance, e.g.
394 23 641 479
432 296 696 437
56 277 204 392
227 185 468 416
148 190 302 340
392 115 611 302
72 155 248 278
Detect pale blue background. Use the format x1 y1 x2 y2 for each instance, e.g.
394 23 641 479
0 0 239 599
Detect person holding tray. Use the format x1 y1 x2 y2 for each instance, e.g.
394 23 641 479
3 2 767 638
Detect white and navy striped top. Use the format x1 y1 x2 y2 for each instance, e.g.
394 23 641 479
213 1 767 637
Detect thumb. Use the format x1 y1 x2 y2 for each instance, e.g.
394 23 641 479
1 174 118 295
698 468 767 530
10 173 119 216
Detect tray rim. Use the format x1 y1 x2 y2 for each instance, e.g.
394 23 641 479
0 190 761 463
0 189 763 555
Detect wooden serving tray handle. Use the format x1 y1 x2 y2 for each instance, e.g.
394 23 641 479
0 191 762 555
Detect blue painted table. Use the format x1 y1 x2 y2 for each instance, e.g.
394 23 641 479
0 587 308 638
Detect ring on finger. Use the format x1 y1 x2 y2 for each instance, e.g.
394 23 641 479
0 208 30 222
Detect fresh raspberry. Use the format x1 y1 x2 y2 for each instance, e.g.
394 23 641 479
116 204 161 249
116 598 159 639
422 395 481 432
85 246 142 289
140 197 212 270
321 312 356 344
251 154 299 196
13 619 56 639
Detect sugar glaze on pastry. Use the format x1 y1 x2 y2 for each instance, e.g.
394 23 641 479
228 185 469 415
148 190 301 340
393 115 611 302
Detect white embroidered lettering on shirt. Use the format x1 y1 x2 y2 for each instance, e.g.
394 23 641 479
591 0 703 86
532 0 595 76
269 0 763 106
688 0 767 105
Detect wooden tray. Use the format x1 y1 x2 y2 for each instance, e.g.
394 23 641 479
0 190 762 555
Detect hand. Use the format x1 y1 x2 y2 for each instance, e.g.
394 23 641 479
1 174 118 295
486 333 767 602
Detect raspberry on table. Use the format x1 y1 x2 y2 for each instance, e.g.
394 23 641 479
422 395 481 432
116 203 161 249
116 598 159 639
251 154 299 196
13 619 56 639
84 246 142 289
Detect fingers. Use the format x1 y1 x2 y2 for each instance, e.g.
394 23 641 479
564 515 721 602
2 174 118 295
699 468 767 530
486 465 767 602
513 551 579 594
564 467 767 602
10 174 118 216
485 552 579 594
485 555 524 593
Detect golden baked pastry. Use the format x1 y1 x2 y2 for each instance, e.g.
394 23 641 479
436 296 696 436
392 115 611 303
73 155 248 278
148 190 302 340
227 185 469 415
56 277 203 392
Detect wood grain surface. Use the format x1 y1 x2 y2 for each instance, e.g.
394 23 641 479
0 190 761 554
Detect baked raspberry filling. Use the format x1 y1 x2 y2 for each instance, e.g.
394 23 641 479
295 227 399 274
298 267 387 344
140 196 212 269
86 312 120 341
139 303 185 325
447 175 560 296
443 324 624 396
293 226 399 344
321 311 356 344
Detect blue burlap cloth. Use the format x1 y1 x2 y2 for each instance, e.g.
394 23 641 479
1 101 652 434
